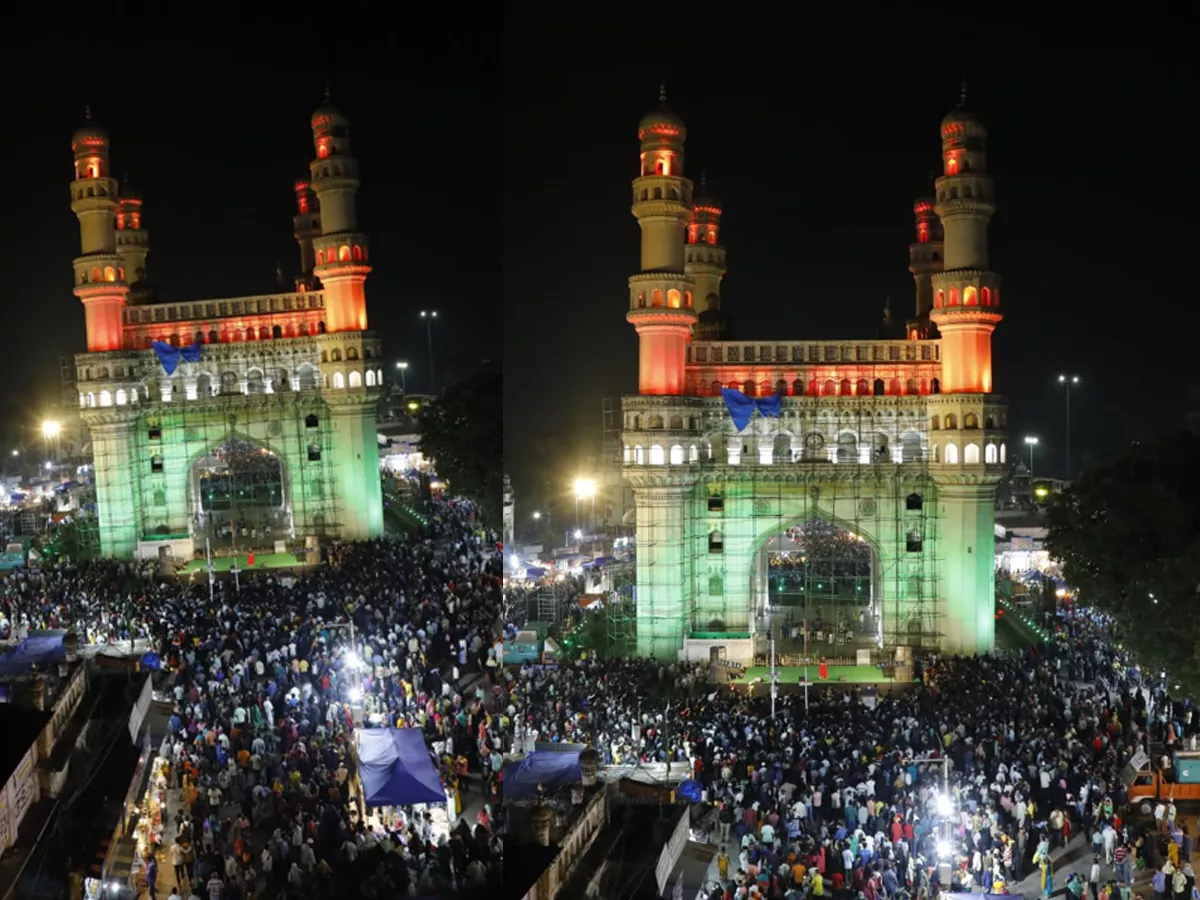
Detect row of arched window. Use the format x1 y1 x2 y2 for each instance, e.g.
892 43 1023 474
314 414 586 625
933 286 997 308
635 289 693 309
78 366 384 407
623 438 1007 467
79 265 123 284
140 321 329 348
704 377 942 397
932 413 998 430
315 244 367 265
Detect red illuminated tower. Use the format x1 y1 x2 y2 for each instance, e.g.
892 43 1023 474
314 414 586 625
627 86 697 395
292 177 322 291
687 172 729 340
906 196 944 340
117 182 152 304
929 82 1002 393
309 88 370 332
71 108 128 351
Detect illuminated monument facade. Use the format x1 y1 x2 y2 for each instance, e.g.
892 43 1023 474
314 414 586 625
71 97 384 559
621 87 1006 659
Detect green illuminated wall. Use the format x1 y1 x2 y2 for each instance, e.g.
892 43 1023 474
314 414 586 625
81 375 385 558
623 399 1005 660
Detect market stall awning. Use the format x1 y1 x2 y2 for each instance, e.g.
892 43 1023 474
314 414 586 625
502 748 582 799
357 727 445 807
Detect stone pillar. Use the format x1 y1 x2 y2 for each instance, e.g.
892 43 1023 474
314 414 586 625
63 631 80 663
579 748 600 788
327 401 384 541
530 801 552 847
27 676 47 711
633 484 691 659
933 478 999 654
86 417 141 558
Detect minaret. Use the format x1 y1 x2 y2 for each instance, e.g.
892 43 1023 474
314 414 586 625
116 181 150 297
928 82 1002 392
687 171 729 340
71 109 128 351
309 87 370 331
906 194 943 340
626 87 697 395
292 176 322 291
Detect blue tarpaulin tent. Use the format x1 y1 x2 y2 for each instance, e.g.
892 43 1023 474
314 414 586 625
357 727 445 807
502 749 583 799
0 634 65 678
676 779 703 803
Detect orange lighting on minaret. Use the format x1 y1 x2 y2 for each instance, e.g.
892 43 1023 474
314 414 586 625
929 86 1002 394
627 86 696 395
308 92 371 333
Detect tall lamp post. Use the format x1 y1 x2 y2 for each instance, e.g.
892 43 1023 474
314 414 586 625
1057 374 1080 480
41 420 61 466
573 477 596 532
394 361 408 394
420 310 438 394
1023 435 1038 482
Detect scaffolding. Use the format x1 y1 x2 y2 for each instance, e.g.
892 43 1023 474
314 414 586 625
73 326 383 561
626 394 944 660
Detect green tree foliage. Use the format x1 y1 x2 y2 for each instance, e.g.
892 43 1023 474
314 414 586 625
1045 431 1200 695
417 361 502 527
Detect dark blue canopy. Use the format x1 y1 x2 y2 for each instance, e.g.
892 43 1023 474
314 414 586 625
358 727 445 807
502 749 582 799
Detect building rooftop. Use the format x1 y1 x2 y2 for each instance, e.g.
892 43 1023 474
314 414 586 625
0 704 52 787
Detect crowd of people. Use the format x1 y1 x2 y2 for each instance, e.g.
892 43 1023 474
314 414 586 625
1 494 506 899
502 610 1198 900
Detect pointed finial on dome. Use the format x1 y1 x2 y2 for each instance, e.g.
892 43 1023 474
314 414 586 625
324 79 332 103
700 169 708 190
85 104 92 121
958 76 968 108
659 83 667 104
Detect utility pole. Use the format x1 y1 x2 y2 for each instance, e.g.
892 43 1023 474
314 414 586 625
770 637 778 719
206 537 215 605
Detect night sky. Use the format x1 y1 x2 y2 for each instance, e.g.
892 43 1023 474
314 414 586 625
504 30 1188 511
2 28 498 453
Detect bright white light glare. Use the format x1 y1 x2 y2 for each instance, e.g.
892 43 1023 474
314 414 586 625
348 687 363 703
936 839 953 859
344 652 362 671
935 793 953 816
109 883 122 894
573 477 596 500
574 529 582 540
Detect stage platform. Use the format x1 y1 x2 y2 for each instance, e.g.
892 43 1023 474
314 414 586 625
732 663 910 686
179 552 310 574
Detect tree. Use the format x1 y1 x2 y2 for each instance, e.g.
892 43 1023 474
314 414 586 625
417 361 502 527
1045 431 1200 696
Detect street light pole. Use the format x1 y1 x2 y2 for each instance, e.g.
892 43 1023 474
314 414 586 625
420 311 438 394
1024 435 1038 482
1057 374 1080 480
395 361 408 394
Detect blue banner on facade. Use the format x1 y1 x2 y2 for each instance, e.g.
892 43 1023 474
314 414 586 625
151 341 202 376
721 388 783 432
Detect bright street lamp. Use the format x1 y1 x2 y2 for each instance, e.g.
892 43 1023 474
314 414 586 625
394 361 408 393
1057 374 1080 480
573 477 596 529
41 421 61 439
531 511 542 520
1023 435 1038 482
420 311 438 394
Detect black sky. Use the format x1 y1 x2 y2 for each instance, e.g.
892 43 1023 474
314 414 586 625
503 26 1190 509
2 27 498 451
